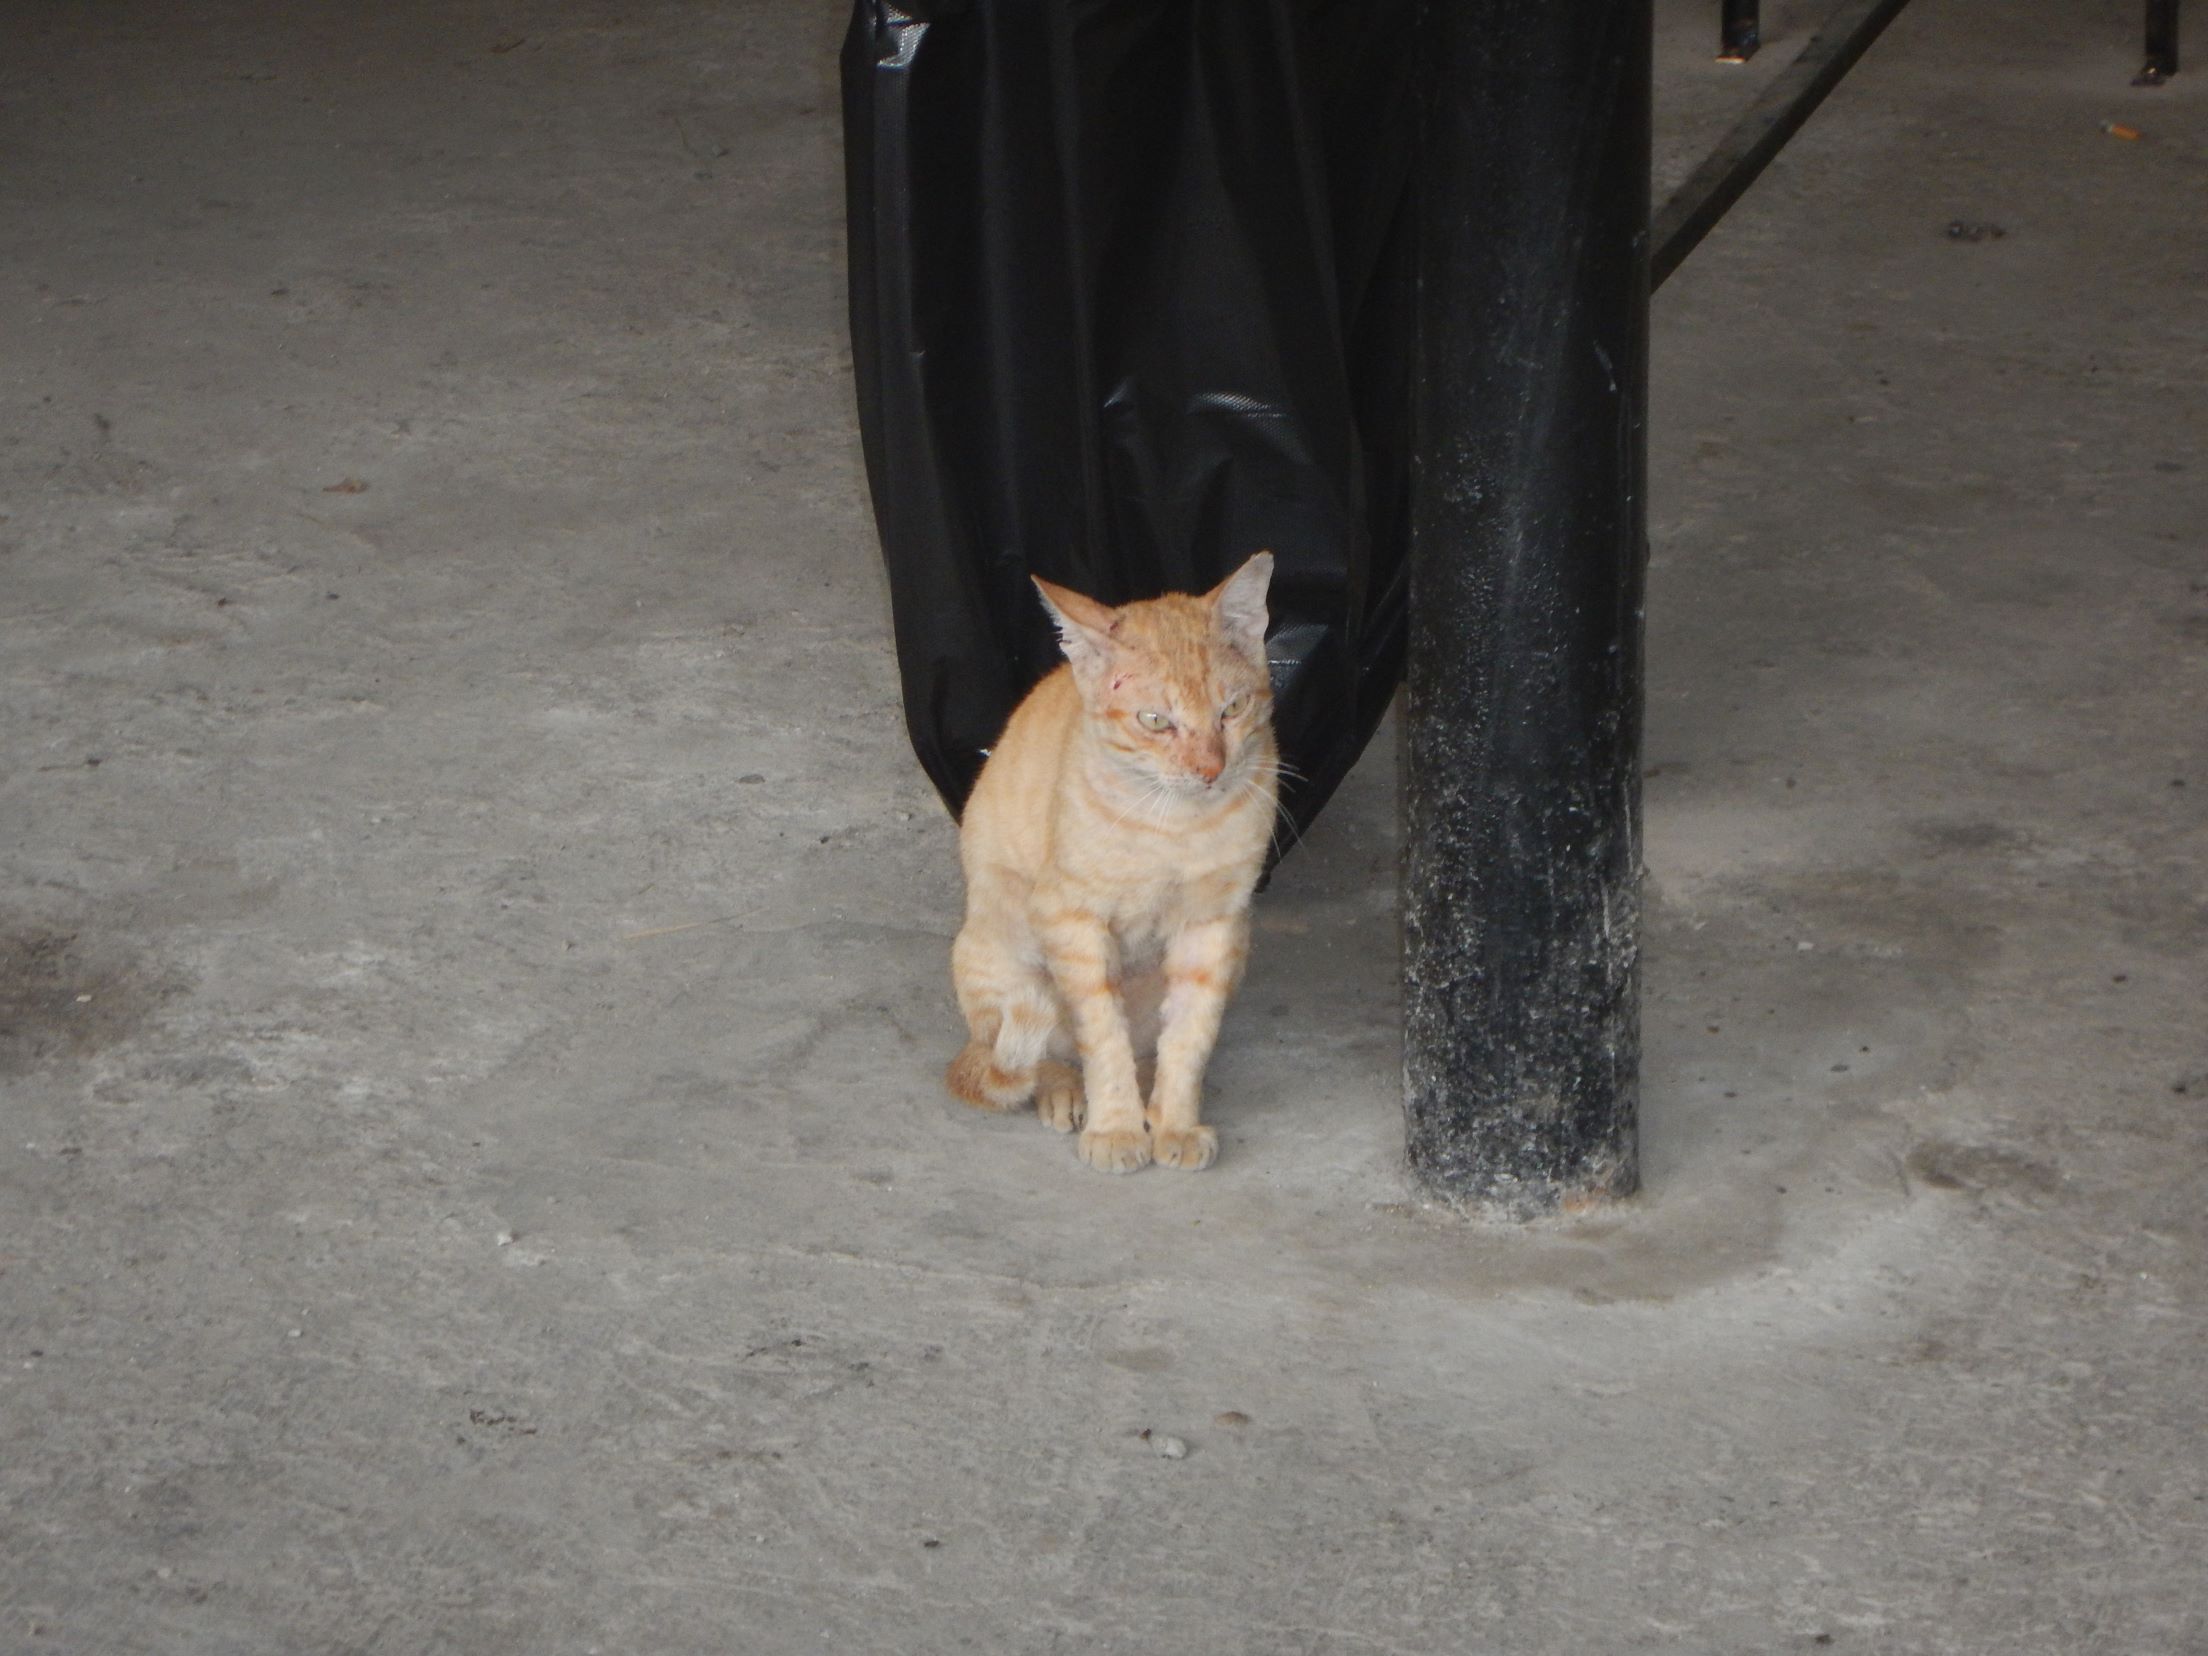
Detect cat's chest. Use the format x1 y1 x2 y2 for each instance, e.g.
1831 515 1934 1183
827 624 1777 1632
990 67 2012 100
1093 867 1245 953
1109 902 1176 963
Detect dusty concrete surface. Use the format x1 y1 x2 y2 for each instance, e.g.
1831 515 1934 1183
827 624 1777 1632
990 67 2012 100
2 2 2203 1651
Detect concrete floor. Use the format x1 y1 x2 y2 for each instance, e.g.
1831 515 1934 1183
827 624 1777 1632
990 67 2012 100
3 2 2203 1651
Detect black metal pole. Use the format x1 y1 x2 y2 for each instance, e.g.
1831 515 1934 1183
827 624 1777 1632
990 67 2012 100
1720 0 1761 61
2140 0 2179 82
1404 0 1650 1216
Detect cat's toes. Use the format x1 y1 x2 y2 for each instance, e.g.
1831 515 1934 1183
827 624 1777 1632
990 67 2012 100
1035 1063 1085 1134
1078 1126 1151 1174
1151 1124 1218 1171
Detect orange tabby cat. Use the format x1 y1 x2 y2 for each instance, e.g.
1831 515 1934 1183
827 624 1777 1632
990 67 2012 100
946 553 1279 1172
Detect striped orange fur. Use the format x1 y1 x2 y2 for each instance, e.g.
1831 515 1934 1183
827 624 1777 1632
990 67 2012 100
946 553 1280 1172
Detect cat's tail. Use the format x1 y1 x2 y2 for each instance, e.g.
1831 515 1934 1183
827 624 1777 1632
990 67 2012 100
944 997 1055 1113
946 1038 1030 1111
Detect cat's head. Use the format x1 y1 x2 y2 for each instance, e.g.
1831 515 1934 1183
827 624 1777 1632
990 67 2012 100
1032 552 1275 797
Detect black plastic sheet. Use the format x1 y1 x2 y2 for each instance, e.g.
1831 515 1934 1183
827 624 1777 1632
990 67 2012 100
841 0 1418 839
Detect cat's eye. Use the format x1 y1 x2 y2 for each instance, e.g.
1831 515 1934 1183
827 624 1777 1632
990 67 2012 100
1220 692 1249 721
1135 709 1173 733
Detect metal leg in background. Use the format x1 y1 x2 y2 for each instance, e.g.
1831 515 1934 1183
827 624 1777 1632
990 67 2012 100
2139 0 2179 82
1403 0 1650 1216
1721 0 1761 61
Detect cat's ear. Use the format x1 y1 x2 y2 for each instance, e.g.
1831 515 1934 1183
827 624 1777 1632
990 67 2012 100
1208 551 1273 662
1032 575 1120 682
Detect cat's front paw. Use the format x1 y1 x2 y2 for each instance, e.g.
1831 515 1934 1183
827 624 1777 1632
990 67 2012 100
1078 1126 1151 1174
1151 1124 1217 1171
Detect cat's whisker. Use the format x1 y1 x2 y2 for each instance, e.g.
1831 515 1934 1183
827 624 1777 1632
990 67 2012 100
1103 778 1166 835
1244 771 1308 858
1138 778 1174 831
1255 752 1309 786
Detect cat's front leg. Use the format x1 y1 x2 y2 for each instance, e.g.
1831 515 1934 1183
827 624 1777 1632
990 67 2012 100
1146 913 1248 1170
1038 908 1149 1173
